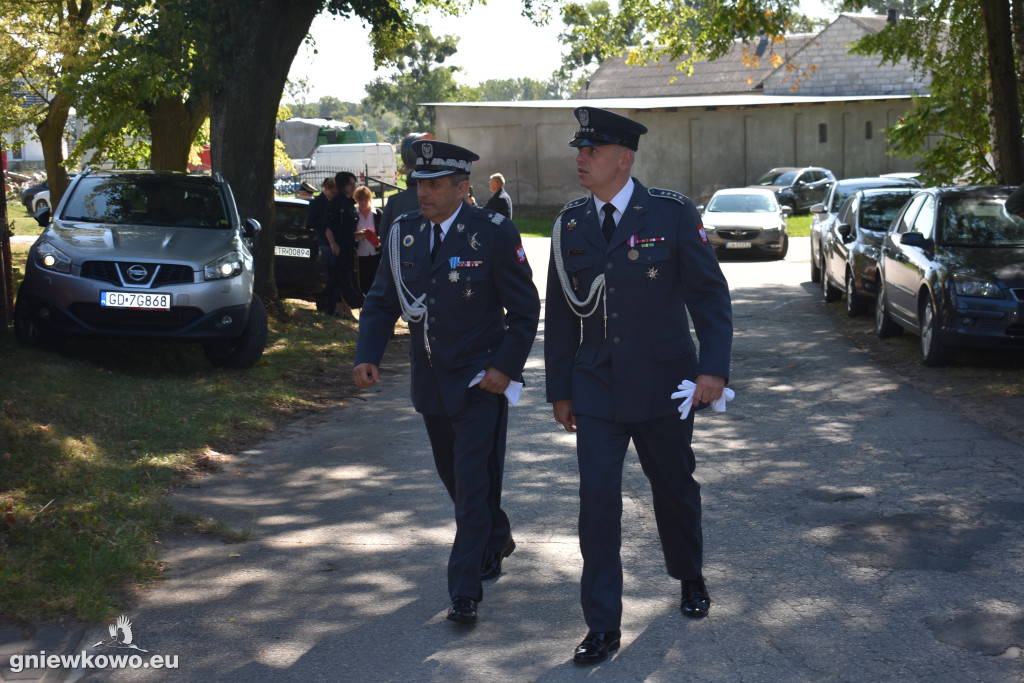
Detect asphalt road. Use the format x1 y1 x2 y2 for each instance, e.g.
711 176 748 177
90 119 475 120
68 237 1024 682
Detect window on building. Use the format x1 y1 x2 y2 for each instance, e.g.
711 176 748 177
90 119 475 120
865 122 873 140
818 124 828 144
11 145 23 160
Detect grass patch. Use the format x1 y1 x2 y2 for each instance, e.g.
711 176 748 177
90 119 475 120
787 212 812 237
6 199 42 237
0 255 386 623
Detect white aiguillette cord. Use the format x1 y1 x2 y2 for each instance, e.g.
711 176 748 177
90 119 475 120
387 219 433 363
551 213 608 334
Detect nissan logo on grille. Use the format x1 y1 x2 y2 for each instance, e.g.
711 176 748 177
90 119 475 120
127 265 149 281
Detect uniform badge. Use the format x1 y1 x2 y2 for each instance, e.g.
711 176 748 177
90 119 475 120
567 219 577 230
516 245 527 263
628 249 639 261
403 235 414 247
456 223 465 234
462 287 475 300
470 233 481 250
697 225 709 244
449 270 460 283
647 267 659 280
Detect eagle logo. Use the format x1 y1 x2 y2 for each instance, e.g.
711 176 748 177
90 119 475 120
94 615 149 652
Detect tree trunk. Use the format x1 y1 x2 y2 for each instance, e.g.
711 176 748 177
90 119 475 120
147 94 210 172
1 139 13 328
36 91 72 206
209 0 323 305
981 0 1024 184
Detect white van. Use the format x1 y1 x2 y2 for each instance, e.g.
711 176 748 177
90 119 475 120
310 143 397 188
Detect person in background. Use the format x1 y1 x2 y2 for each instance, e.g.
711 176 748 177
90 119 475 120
306 178 338 312
325 171 362 320
353 184 382 296
353 140 540 626
545 107 733 665
483 172 513 219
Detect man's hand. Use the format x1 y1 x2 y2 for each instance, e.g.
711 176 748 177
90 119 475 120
477 366 511 394
691 374 726 407
553 399 577 433
353 363 380 389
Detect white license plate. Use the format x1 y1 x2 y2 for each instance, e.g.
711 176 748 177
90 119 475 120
100 291 171 310
725 241 752 249
275 246 311 258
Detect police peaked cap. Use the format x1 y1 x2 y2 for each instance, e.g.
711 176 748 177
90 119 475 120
569 107 648 151
410 140 480 179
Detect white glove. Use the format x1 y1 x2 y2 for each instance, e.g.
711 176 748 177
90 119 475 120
468 371 524 406
670 380 735 420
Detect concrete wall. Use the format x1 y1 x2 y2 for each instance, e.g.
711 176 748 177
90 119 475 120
435 98 921 207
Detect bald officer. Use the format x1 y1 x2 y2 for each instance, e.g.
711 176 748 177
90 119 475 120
545 107 733 664
354 140 540 625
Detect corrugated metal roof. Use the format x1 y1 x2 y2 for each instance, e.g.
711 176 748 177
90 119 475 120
428 93 915 110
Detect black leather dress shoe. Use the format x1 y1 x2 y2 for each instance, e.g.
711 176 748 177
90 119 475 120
446 596 478 624
572 630 621 665
480 538 516 580
681 578 711 618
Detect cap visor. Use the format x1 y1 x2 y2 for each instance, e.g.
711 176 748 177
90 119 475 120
410 169 458 180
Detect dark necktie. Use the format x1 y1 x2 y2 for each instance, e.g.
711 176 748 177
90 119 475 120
431 223 443 262
601 203 616 243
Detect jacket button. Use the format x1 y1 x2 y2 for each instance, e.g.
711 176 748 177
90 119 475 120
611 312 618 319
612 337 621 343
428 298 436 305
429 316 436 323
606 262 614 269
608 287 615 295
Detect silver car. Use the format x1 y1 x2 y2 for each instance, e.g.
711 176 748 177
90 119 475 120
700 187 791 259
15 170 268 369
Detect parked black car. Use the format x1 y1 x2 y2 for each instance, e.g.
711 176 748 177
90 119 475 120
820 187 918 315
272 197 328 308
809 175 922 282
749 166 835 214
874 185 1024 365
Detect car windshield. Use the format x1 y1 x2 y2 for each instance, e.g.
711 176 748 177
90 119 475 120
939 198 1024 246
61 175 230 229
860 193 914 231
754 170 798 186
707 194 777 213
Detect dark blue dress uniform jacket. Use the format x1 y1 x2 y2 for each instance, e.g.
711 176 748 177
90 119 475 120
356 202 540 416
545 180 732 423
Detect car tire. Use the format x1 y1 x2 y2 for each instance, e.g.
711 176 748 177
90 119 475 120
13 286 53 348
874 277 902 338
810 242 821 282
776 233 789 260
822 262 841 303
33 198 49 213
920 294 954 366
845 269 867 316
202 296 269 369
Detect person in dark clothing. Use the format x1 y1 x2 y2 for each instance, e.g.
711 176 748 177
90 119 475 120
324 171 363 320
483 173 513 219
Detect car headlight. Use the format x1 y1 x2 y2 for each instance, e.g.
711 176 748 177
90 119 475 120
34 242 72 274
204 252 243 280
952 273 1003 298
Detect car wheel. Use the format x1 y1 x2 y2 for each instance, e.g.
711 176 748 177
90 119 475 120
13 286 53 348
33 198 49 213
874 277 902 338
776 232 789 260
845 269 867 316
920 294 954 366
202 296 269 369
810 241 821 282
821 262 841 303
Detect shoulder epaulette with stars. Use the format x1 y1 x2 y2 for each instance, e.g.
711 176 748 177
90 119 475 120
648 188 690 206
396 209 423 221
558 196 589 217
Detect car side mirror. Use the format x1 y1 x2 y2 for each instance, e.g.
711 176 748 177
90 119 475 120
695 204 705 212
900 232 927 247
809 203 825 214
781 205 793 216
34 206 51 227
244 218 262 238
838 223 853 240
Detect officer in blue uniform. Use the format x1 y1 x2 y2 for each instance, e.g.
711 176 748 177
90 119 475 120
354 140 540 625
544 107 733 664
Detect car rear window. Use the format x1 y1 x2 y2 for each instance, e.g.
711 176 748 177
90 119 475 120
61 176 230 229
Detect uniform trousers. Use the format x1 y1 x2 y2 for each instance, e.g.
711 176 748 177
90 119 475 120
576 411 702 632
422 388 512 602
